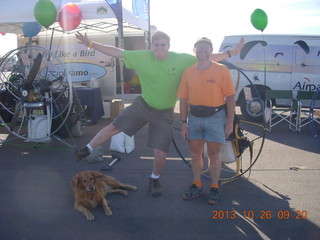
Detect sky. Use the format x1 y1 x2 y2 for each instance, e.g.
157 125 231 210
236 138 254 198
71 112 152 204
0 0 320 56
150 0 320 53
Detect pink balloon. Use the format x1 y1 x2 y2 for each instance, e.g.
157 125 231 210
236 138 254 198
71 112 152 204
58 3 82 31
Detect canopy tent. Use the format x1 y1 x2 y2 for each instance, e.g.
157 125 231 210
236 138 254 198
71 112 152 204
0 0 151 104
0 0 149 35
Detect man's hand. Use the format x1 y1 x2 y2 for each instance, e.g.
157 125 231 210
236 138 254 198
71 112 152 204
224 121 233 140
210 37 245 61
75 32 91 47
181 124 189 141
231 37 245 56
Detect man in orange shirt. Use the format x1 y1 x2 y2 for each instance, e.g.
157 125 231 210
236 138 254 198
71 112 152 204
177 37 236 204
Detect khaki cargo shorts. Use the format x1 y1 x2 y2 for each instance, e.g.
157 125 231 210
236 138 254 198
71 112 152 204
112 96 174 152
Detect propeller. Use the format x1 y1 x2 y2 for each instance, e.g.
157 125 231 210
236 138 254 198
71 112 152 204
10 53 43 131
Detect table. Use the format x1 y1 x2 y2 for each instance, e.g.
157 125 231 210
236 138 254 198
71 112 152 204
74 87 104 125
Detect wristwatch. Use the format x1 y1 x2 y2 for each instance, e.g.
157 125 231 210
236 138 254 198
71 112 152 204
180 120 188 124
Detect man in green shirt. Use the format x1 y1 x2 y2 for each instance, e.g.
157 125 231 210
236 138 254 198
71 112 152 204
74 31 244 197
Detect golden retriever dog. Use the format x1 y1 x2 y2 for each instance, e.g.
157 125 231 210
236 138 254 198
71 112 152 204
71 170 137 220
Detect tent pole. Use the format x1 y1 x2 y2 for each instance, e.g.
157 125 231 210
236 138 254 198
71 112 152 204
117 0 125 109
147 0 151 49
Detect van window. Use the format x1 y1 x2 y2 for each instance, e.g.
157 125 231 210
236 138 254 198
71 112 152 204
294 39 320 67
236 41 293 73
265 45 292 71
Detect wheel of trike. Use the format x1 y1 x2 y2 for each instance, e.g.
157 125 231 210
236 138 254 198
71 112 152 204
240 96 264 122
239 85 267 122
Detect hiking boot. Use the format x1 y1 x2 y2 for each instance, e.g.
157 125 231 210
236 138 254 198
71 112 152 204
182 184 203 200
74 146 90 161
208 188 219 205
149 177 162 197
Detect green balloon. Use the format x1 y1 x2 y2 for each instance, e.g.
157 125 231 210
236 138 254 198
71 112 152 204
34 0 57 28
250 9 268 31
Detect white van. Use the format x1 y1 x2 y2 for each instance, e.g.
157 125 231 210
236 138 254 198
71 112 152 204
219 34 320 121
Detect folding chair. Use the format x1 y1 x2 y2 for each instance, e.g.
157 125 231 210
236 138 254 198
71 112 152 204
296 90 320 132
264 90 298 132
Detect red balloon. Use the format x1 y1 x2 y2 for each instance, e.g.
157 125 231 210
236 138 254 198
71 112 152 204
58 3 82 31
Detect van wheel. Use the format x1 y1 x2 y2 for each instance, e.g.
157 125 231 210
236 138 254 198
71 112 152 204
240 96 264 122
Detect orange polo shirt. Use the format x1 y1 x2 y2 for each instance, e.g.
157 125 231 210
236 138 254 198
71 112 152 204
177 62 236 107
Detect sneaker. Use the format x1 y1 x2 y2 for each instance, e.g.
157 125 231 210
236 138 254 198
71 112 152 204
149 177 162 197
182 184 203 200
87 146 104 162
208 188 219 205
74 146 90 161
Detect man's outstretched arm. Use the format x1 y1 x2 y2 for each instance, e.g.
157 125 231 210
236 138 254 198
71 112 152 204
75 32 123 59
211 37 244 62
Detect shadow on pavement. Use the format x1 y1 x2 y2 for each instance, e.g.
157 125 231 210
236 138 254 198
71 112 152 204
0 116 319 240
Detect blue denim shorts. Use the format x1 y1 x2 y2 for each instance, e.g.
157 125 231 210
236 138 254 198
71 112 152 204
188 109 226 144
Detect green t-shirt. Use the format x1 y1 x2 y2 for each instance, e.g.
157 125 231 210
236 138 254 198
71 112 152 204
123 50 196 109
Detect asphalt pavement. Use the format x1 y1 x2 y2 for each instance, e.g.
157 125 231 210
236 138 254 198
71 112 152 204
0 109 320 240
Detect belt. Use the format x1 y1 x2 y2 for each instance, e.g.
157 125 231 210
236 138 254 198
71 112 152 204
189 105 225 117
190 105 225 112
